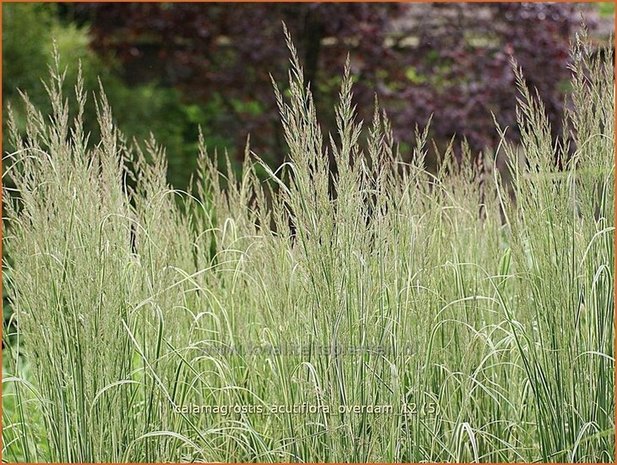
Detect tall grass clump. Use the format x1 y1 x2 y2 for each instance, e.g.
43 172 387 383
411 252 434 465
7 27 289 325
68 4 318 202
2 31 614 462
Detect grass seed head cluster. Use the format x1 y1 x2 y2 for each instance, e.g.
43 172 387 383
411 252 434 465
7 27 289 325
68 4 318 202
2 32 614 462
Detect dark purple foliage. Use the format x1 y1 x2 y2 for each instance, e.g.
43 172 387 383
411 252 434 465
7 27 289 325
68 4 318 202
71 3 586 165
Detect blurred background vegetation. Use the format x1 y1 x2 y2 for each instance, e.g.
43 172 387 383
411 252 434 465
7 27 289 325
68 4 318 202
3 2 613 189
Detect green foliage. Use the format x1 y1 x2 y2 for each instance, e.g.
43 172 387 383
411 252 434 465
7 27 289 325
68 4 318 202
2 3 230 188
598 3 615 18
2 4 56 115
2 33 614 462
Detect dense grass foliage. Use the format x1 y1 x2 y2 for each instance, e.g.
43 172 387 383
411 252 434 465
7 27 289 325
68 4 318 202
2 33 614 463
